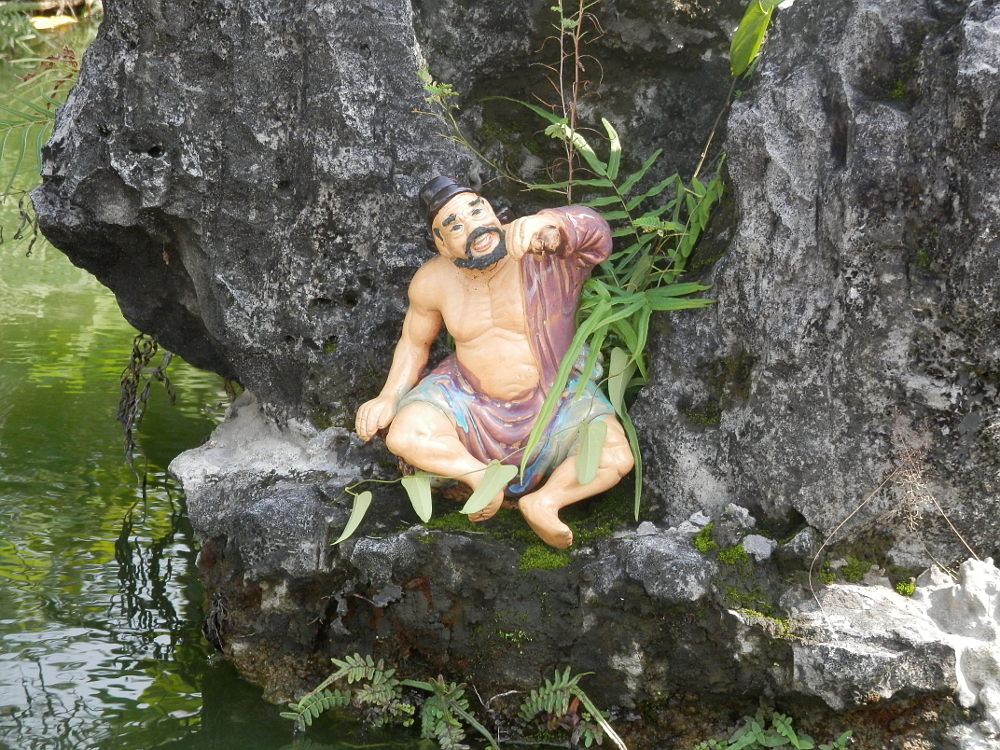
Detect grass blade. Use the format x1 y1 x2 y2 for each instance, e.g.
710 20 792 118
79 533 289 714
574 325 607 400
618 411 643 521
485 95 565 126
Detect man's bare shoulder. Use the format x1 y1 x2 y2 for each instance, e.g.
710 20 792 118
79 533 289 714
408 256 454 307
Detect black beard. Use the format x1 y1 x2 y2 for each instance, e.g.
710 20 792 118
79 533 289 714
453 227 507 270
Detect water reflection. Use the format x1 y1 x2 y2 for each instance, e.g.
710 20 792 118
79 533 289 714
0 169 410 750
0 17 419 750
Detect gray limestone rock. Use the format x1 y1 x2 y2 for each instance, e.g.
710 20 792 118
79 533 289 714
632 0 1000 568
33 0 742 427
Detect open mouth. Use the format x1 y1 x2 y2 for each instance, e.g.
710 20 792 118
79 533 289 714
470 232 495 255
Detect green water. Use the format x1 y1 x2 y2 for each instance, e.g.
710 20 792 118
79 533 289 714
0 19 410 750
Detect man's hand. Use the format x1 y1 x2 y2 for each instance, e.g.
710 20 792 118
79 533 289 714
505 215 561 260
355 395 397 442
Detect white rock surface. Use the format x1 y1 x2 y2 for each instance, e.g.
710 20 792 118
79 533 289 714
789 559 1000 748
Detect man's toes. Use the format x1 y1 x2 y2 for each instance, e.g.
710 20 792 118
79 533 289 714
519 496 573 549
468 491 504 522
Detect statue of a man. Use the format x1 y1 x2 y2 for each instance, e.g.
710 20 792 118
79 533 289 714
355 176 633 548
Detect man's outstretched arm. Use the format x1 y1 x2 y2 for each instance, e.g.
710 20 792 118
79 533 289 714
355 277 442 441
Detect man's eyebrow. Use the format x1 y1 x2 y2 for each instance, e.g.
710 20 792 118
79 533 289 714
441 213 457 226
469 198 483 206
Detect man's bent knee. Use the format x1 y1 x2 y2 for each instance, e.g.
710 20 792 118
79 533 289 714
600 418 635 477
385 404 457 458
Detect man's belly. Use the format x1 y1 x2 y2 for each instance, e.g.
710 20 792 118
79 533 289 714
456 336 540 402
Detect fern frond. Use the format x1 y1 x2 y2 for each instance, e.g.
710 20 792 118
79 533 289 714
330 652 385 683
354 677 402 707
282 688 351 730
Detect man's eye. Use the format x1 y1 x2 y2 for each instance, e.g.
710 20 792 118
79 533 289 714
472 209 483 216
451 224 462 232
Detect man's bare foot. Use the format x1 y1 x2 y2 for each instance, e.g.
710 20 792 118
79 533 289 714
468 489 505 523
518 492 573 549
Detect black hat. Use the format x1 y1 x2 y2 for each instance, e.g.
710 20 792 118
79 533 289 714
419 176 476 227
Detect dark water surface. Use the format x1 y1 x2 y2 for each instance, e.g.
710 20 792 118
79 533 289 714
0 23 410 750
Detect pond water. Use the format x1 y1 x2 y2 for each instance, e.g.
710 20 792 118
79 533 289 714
0 18 410 750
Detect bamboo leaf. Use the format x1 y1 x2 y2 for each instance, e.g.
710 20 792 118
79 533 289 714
618 410 643 521
485 95 565 125
730 0 782 77
646 297 715 312
526 177 614 190
625 175 676 211
607 347 636 416
520 299 611 477
618 149 662 195
332 490 373 545
460 461 518 514
401 471 433 522
584 194 625 208
645 282 712 299
602 118 621 181
574 326 607 400
552 124 607 177
625 253 652 290
609 318 638 356
8 93 56 119
600 210 630 221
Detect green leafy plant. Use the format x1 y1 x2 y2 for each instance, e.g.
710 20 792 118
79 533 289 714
116 332 175 475
284 656 626 750
694 711 852 750
730 0 783 78
840 556 870 583
518 666 627 750
0 2 50 61
895 579 916 597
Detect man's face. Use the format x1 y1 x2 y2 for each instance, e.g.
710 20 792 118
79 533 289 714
431 192 507 269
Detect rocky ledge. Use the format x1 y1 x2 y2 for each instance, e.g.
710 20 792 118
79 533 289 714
172 394 1000 748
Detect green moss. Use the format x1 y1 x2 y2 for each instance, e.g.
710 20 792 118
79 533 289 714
718 544 749 567
818 560 835 585
683 402 721 427
895 579 916 597
496 629 533 644
518 543 570 570
692 523 718 554
889 79 906 100
424 511 481 534
724 586 771 614
564 482 635 546
841 556 871 583
737 609 796 640
682 352 755 429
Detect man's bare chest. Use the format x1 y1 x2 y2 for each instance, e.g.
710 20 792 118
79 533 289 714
439 268 528 342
